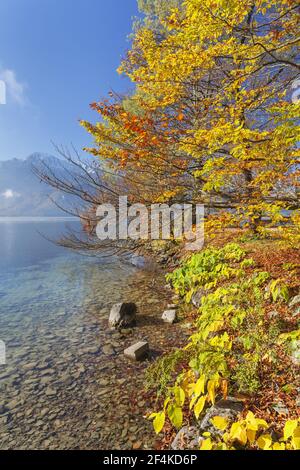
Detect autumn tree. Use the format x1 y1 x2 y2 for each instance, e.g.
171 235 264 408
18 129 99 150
41 0 299 248
33 1 299 254
116 0 300 234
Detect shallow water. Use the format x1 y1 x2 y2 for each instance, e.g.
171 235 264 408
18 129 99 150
0 218 183 449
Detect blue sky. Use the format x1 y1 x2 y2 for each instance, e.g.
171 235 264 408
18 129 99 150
0 0 139 161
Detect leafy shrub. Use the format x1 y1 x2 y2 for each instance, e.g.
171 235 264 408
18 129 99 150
147 242 297 446
166 243 246 302
145 349 185 396
232 354 260 394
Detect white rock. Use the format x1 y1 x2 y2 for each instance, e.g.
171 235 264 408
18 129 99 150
124 341 149 361
171 426 203 450
162 310 177 324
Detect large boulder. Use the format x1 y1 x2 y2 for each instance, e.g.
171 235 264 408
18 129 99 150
198 398 244 438
109 303 137 328
171 426 203 450
171 398 244 450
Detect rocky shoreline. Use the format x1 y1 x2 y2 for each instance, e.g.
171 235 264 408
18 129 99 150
0 262 189 450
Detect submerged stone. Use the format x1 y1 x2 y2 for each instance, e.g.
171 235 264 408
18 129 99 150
102 344 115 356
124 341 149 361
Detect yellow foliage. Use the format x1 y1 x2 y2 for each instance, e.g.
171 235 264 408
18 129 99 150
200 438 213 450
194 395 207 419
210 416 229 431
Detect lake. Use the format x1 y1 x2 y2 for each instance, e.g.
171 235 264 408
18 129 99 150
0 218 180 449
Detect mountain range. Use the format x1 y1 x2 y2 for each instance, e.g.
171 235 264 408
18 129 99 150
0 153 81 217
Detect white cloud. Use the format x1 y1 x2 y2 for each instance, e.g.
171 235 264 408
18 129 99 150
1 189 20 199
0 68 27 106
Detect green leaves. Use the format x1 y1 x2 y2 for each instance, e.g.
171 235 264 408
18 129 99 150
149 385 185 433
167 404 183 429
167 244 247 303
267 279 290 303
150 242 299 445
193 375 205 397
149 411 166 434
165 386 185 428
252 271 270 286
194 395 206 419
174 386 185 407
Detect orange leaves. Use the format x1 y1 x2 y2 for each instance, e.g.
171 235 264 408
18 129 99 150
221 379 228 400
90 102 98 111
